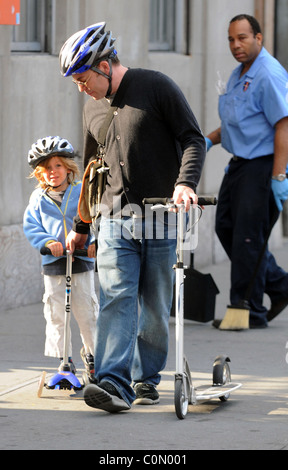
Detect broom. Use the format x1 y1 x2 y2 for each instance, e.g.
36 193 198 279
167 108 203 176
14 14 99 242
219 207 279 330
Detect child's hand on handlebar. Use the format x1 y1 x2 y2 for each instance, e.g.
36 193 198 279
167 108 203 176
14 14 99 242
87 243 96 258
47 242 64 257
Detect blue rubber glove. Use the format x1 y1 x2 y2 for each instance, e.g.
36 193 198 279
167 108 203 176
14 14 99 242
205 137 213 152
271 178 288 211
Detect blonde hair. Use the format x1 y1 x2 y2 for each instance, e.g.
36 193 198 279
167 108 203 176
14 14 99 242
29 155 80 190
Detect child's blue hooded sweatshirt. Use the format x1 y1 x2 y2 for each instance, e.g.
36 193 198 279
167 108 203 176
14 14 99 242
23 181 94 271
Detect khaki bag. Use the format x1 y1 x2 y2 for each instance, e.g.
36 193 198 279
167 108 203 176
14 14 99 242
78 157 109 223
78 105 117 224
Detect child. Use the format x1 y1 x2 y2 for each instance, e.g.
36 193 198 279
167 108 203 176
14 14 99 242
23 136 98 381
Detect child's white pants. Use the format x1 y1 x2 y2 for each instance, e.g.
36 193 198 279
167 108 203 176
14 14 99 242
42 270 98 358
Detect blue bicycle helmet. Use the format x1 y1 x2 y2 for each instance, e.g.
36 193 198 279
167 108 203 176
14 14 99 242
28 136 75 169
59 22 117 77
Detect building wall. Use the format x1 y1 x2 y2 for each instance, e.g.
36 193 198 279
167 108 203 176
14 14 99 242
0 0 282 309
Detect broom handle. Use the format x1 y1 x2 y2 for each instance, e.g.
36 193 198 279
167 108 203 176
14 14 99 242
244 205 279 302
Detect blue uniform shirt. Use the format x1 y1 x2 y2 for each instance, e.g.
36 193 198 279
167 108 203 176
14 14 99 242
219 47 288 159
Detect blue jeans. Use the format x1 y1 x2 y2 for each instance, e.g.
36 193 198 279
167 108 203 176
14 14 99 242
95 216 177 405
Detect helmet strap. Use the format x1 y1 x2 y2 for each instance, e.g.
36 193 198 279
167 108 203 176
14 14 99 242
91 59 113 97
91 66 110 80
105 59 113 97
47 175 69 190
48 183 65 190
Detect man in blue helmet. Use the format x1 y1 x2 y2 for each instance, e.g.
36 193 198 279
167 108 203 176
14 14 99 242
59 22 206 412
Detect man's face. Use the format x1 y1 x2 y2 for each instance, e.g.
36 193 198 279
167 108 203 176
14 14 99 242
72 64 109 100
228 19 262 67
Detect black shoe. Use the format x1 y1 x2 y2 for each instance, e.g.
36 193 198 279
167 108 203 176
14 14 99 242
212 319 222 329
249 322 268 329
213 318 267 329
83 381 131 413
267 297 288 322
134 383 159 405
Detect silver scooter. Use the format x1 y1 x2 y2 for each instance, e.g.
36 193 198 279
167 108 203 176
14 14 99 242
143 196 242 419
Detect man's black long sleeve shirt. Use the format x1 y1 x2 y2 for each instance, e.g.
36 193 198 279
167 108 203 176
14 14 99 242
74 67 206 232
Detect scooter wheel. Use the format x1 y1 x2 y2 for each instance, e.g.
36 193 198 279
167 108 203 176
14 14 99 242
174 376 189 419
37 371 47 398
213 356 231 402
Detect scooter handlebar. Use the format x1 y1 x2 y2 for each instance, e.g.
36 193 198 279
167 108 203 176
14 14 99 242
142 196 217 206
40 247 88 257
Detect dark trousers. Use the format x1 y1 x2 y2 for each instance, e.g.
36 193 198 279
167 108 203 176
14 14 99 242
216 155 288 326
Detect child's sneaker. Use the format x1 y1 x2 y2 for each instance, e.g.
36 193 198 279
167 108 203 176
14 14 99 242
58 358 76 374
80 346 95 382
134 383 160 405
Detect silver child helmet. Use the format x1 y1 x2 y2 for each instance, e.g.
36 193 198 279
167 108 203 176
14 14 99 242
59 22 117 96
28 136 75 169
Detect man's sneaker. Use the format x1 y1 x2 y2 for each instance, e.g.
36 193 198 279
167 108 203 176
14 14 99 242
134 383 159 405
80 346 95 381
84 381 131 413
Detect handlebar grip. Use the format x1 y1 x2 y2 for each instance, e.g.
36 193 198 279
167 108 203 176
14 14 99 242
197 196 217 206
40 247 52 255
142 197 172 205
40 247 88 256
142 196 217 206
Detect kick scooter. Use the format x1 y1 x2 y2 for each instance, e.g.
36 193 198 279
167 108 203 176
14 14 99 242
143 196 242 419
37 248 88 397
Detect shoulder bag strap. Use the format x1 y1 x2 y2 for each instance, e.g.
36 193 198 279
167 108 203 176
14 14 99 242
97 69 132 146
97 105 118 147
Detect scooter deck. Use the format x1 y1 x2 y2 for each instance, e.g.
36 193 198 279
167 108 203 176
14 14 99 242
194 383 242 401
46 371 82 390
37 370 83 397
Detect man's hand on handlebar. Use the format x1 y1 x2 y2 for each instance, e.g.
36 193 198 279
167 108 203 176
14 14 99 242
172 185 198 212
66 230 88 253
87 243 96 258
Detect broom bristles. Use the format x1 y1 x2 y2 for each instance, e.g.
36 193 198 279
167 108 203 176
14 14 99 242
219 305 250 330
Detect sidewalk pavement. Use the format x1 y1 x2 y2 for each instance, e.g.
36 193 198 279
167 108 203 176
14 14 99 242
1 242 288 452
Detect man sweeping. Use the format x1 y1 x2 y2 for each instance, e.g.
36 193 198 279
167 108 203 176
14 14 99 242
206 14 288 329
